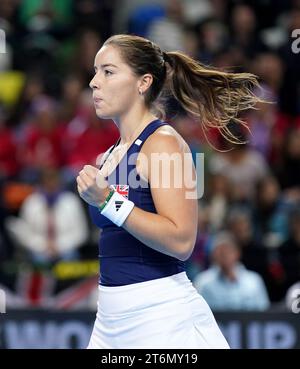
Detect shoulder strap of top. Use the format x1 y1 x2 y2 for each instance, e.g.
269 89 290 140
130 120 169 153
99 120 169 170
125 120 169 169
99 139 120 169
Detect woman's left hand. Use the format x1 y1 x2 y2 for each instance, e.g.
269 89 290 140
76 165 111 208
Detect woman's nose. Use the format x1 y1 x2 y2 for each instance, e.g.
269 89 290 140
89 75 99 89
89 76 96 89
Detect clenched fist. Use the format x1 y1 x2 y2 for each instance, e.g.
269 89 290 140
76 165 111 208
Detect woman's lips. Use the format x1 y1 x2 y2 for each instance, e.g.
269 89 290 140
94 98 103 105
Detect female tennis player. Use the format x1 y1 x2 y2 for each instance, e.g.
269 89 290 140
76 34 261 349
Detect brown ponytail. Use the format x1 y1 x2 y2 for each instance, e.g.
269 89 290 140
104 34 263 146
163 51 261 145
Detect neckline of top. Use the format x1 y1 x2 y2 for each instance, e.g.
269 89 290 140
102 118 162 178
114 118 160 149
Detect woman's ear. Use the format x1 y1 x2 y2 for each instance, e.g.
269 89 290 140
138 74 153 95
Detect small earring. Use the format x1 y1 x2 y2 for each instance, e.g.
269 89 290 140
139 89 143 96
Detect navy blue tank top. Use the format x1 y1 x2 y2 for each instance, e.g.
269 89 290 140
89 119 185 286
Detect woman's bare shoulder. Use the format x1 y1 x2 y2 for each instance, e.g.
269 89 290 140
142 124 189 154
137 123 193 183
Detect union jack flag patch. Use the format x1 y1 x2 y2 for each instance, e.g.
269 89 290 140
111 184 129 199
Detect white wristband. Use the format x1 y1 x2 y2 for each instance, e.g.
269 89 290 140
100 190 135 227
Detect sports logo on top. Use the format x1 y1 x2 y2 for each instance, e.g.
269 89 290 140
111 184 129 199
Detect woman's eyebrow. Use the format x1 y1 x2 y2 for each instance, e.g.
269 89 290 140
94 64 118 71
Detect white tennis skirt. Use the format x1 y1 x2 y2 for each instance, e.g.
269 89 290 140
87 271 229 349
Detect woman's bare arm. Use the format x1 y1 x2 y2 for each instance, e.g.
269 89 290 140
122 130 198 261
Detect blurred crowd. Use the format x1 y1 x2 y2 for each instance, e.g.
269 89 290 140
0 0 300 312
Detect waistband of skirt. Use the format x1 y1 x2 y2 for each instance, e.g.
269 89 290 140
97 272 195 315
98 271 189 292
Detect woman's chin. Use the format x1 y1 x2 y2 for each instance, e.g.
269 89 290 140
95 110 112 120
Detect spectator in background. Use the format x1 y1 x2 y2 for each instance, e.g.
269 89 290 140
229 4 268 60
226 207 279 301
249 53 286 169
276 128 300 195
193 231 270 311
194 17 229 64
252 176 289 247
6 167 88 264
10 74 45 129
279 208 300 292
251 53 283 96
227 208 267 274
209 126 269 202
58 74 84 124
206 173 231 232
147 0 187 52
246 85 277 159
19 95 63 182
0 106 19 180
